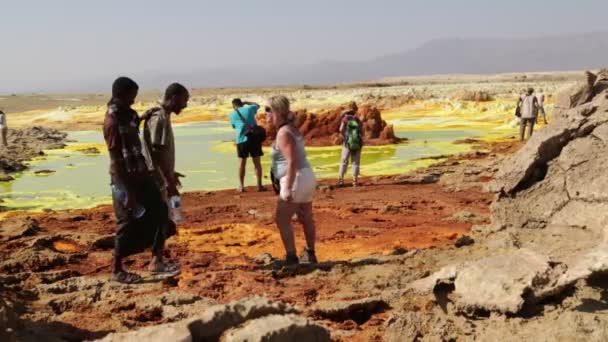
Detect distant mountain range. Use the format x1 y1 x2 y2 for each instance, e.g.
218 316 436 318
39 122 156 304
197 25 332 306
133 31 608 90
43 31 608 93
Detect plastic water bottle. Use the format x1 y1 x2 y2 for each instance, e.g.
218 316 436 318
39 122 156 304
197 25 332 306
111 184 146 219
169 195 183 223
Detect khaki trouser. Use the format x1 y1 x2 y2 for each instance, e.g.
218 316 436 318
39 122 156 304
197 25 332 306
338 146 361 180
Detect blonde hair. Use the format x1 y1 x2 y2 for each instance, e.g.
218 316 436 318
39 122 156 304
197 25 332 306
268 95 291 117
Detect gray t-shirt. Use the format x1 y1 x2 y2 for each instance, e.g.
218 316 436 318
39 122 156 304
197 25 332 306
520 95 538 119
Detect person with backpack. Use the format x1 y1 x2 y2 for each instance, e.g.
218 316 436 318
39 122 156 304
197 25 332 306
141 83 189 225
517 88 540 141
337 102 363 187
229 98 266 193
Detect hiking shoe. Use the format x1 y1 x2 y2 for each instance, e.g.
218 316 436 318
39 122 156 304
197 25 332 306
285 253 299 266
336 179 345 187
299 248 318 264
112 271 143 284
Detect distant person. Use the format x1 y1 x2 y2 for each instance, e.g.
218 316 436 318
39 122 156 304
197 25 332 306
337 102 363 187
268 95 318 265
141 83 190 223
0 110 7 147
517 87 539 141
536 89 548 124
103 76 178 284
229 98 265 192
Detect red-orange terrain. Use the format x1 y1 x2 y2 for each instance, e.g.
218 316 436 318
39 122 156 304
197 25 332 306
0 141 516 341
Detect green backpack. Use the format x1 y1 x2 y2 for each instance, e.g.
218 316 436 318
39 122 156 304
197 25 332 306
346 119 362 151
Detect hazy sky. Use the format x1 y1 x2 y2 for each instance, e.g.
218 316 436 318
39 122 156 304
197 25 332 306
2 0 608 93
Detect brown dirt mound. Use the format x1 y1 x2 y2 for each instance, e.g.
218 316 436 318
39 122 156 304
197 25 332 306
261 103 403 147
452 90 493 102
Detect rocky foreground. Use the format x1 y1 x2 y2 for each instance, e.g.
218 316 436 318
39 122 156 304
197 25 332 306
0 137 513 341
0 127 68 181
3 71 608 341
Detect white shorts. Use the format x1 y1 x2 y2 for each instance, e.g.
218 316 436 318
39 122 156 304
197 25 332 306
279 167 316 203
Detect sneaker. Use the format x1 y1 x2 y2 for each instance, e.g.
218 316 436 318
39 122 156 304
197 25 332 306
353 181 359 188
336 179 345 187
285 253 299 266
299 247 318 264
237 186 245 193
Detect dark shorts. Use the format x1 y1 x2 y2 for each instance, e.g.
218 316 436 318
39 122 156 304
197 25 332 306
237 139 263 159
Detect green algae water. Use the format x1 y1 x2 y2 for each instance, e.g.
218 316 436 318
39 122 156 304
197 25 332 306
0 121 503 212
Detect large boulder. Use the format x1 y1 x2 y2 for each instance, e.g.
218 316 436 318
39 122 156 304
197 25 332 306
186 296 299 341
488 70 608 233
411 249 561 314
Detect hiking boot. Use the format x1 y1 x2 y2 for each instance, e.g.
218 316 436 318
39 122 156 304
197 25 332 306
285 253 299 266
299 247 318 264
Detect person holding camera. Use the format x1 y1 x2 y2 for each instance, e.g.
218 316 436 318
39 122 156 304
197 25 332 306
229 98 266 192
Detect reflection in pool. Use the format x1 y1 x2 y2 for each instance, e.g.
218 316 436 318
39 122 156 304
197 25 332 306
0 121 501 212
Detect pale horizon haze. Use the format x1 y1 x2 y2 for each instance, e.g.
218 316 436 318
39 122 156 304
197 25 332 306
2 0 608 93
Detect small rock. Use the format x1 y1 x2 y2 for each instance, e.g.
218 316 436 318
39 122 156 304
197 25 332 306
223 314 332 342
455 235 475 248
0 173 14 182
77 147 101 155
93 235 115 250
71 215 87 222
379 205 400 214
318 185 334 192
254 253 275 265
390 247 408 255
312 298 389 324
34 169 56 175
37 270 81 284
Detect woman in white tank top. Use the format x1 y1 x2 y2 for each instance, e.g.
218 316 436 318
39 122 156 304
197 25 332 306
267 95 318 265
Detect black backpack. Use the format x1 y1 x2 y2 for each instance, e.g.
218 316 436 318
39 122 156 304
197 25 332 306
236 108 266 142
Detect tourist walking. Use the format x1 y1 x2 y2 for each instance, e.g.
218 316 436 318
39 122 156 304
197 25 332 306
517 88 539 141
141 83 189 223
103 77 179 284
229 98 266 192
337 102 363 187
536 89 548 124
268 95 318 265
0 110 7 147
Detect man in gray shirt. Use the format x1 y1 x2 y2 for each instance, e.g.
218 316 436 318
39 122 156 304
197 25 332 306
0 110 7 147
517 88 539 141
